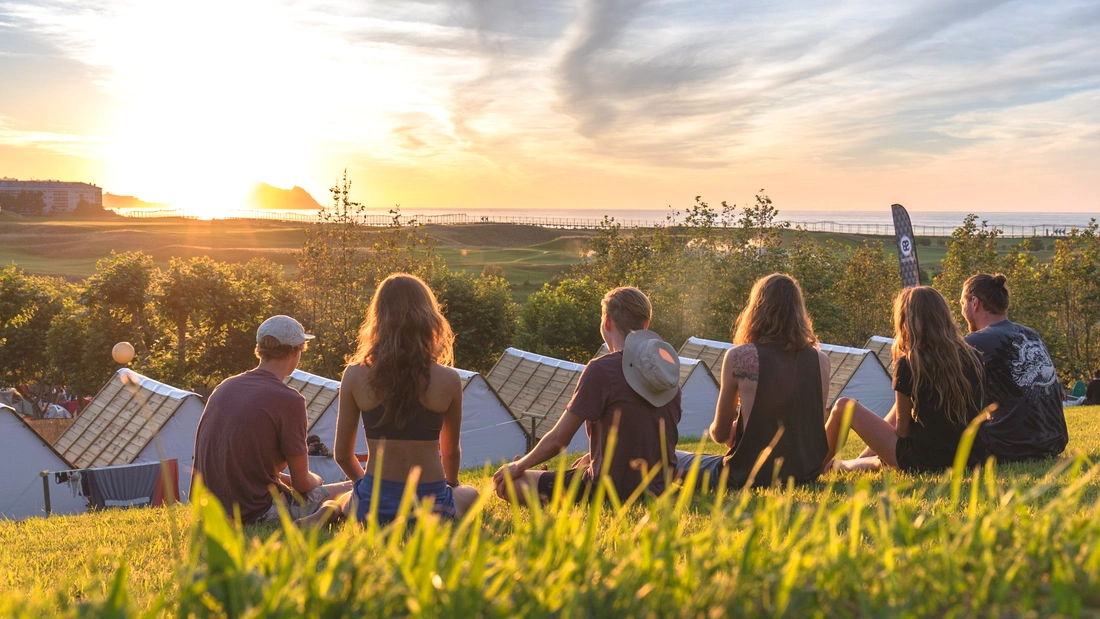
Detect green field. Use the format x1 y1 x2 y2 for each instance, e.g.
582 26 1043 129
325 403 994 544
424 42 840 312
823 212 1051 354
2 405 1099 616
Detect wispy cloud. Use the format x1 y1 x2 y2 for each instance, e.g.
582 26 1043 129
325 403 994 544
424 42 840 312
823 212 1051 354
0 0 1097 210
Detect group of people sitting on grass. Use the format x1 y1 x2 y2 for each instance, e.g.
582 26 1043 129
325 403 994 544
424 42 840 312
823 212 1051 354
191 270 1068 527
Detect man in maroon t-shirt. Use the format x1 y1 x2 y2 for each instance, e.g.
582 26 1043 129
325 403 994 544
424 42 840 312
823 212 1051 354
493 287 681 503
192 315 351 523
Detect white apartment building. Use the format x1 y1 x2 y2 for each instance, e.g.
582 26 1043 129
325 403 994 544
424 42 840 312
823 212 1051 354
0 179 103 213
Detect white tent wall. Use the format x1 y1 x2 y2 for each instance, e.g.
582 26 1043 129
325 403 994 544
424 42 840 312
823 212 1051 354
839 356 895 418
678 361 720 438
456 371 528 469
133 396 205 502
1 405 86 520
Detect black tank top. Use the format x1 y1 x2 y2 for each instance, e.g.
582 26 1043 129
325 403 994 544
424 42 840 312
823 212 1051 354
361 402 444 441
723 344 828 488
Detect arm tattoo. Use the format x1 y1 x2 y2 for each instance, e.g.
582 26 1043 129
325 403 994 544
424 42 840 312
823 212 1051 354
727 344 759 382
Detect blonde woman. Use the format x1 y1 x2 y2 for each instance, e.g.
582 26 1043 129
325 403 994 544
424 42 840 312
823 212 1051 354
676 274 832 489
824 286 986 472
301 274 478 526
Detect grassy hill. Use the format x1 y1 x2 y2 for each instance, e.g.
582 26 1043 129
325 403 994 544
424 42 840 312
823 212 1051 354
2 405 1099 617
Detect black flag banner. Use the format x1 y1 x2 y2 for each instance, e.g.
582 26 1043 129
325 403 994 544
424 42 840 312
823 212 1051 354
891 203 920 288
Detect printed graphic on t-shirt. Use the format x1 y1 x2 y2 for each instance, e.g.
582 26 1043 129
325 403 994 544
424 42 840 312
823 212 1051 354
1011 336 1058 392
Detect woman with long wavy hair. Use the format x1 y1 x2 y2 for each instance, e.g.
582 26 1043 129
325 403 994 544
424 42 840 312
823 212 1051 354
300 274 478 526
676 273 833 489
823 286 986 472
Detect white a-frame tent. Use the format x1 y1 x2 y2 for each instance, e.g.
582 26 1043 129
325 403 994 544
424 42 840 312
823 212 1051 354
679 336 895 418
1 404 87 520
592 343 720 439
52 369 205 501
863 335 896 377
455 369 529 469
486 348 589 454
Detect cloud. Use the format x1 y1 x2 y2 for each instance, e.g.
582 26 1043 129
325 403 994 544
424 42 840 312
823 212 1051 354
0 0 1097 208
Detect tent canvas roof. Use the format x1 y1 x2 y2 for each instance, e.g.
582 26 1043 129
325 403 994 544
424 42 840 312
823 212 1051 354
53 369 203 469
678 336 887 408
864 335 895 376
285 369 340 430
486 348 585 440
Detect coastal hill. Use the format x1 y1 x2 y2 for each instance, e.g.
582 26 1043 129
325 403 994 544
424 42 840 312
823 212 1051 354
102 193 169 210
103 183 322 212
247 183 322 211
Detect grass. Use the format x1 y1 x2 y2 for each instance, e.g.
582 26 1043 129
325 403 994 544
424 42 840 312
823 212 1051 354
2 405 1099 617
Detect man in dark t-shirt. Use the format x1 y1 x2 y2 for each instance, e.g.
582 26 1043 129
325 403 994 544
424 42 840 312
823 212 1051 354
1085 371 1100 406
493 287 681 503
961 274 1067 461
193 315 351 523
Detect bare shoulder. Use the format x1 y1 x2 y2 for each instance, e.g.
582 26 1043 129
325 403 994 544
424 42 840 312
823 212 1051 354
342 363 367 385
816 348 831 373
724 344 759 381
432 364 462 390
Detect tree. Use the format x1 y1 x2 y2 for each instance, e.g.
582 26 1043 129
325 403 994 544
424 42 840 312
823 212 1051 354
431 270 519 373
297 172 443 377
934 214 1001 324
517 276 605 363
0 266 68 417
0 190 45 215
1046 221 1100 381
829 241 900 346
47 252 155 396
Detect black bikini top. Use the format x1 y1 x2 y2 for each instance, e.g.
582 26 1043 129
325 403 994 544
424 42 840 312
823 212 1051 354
361 401 444 441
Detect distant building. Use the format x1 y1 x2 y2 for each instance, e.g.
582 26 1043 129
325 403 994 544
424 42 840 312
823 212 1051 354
0 179 103 213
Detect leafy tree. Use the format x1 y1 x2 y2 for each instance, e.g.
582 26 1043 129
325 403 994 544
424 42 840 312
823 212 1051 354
0 190 45 215
431 270 518 373
1046 221 1100 380
934 214 1001 324
829 241 900 346
297 173 443 377
0 266 69 417
517 276 605 363
47 252 155 396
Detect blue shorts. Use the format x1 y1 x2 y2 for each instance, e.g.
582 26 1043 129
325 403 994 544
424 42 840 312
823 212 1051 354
353 473 457 525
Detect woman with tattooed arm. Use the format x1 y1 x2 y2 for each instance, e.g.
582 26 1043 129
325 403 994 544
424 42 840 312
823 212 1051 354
676 274 832 490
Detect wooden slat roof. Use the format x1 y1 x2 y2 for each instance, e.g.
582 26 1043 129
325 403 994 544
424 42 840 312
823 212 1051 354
863 336 895 376
678 336 878 407
53 370 201 469
284 370 340 430
486 348 585 440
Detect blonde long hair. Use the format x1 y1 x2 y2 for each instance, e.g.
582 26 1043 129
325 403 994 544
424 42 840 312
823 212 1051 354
733 274 818 351
891 286 985 426
348 273 455 429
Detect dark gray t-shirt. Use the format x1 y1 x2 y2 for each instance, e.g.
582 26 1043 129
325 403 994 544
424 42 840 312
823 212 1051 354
965 320 1067 461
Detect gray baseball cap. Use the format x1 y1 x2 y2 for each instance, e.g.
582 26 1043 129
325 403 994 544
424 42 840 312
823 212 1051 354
622 330 680 407
257 315 314 346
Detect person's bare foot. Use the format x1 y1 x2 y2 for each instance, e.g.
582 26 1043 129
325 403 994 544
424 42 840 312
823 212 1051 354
296 500 342 529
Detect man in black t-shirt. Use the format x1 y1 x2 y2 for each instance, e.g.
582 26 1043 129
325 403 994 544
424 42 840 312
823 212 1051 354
1085 370 1100 406
961 274 1067 461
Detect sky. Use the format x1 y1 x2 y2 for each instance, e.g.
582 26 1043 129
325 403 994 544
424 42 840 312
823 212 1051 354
1 0 1098 215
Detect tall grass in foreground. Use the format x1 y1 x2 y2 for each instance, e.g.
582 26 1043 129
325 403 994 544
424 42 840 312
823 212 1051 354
4 446 1100 618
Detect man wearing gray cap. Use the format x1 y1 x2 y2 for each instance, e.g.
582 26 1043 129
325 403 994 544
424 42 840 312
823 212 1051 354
493 287 682 503
193 315 351 523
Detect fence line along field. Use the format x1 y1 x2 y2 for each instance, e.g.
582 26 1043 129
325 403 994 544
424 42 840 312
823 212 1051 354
1 404 1099 617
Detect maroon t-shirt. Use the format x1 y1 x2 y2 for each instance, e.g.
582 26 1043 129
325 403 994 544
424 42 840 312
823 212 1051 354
192 368 308 523
567 352 681 499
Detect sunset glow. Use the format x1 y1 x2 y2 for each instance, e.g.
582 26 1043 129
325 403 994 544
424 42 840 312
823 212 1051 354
1 0 1098 212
